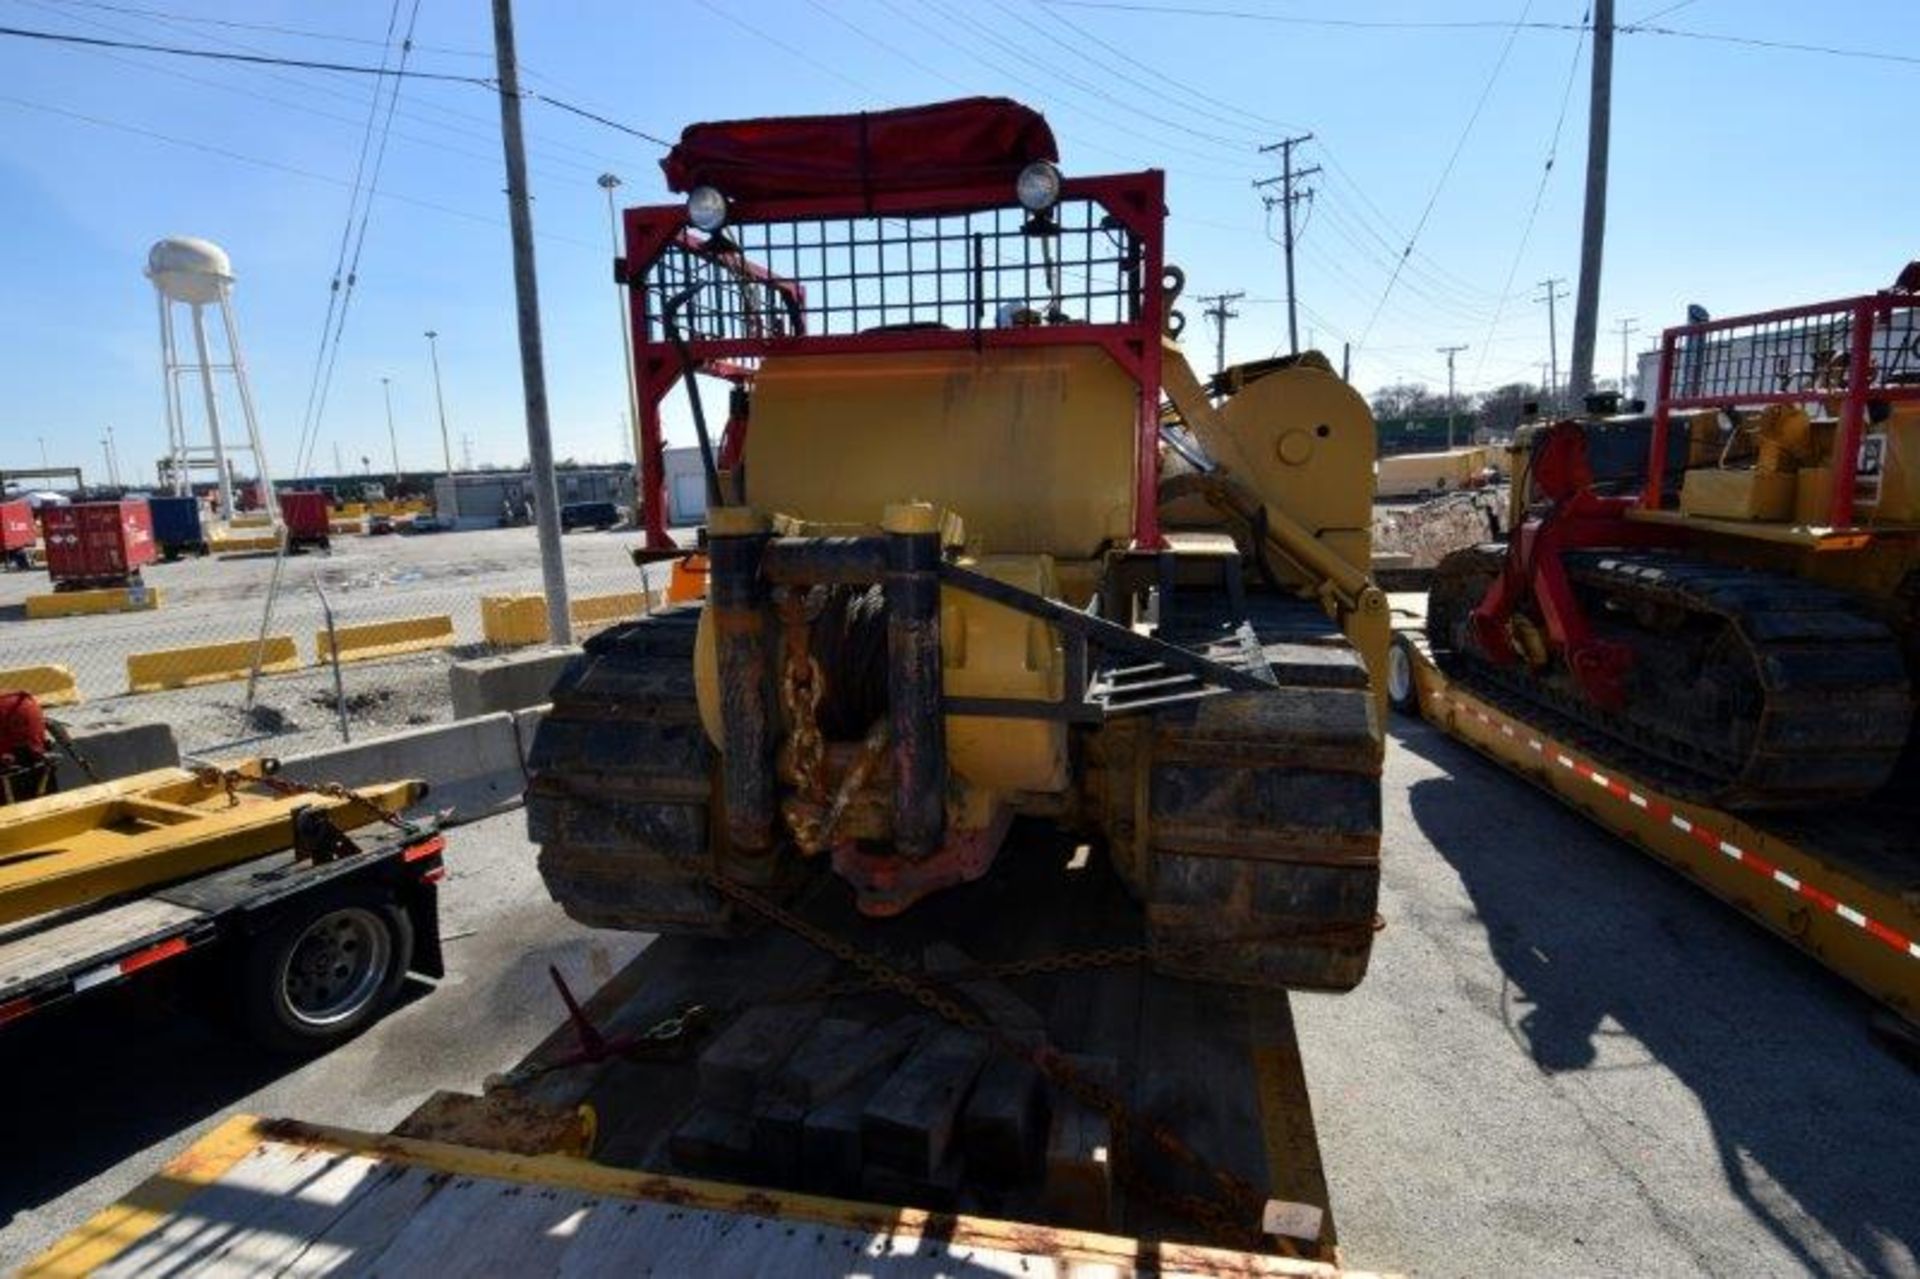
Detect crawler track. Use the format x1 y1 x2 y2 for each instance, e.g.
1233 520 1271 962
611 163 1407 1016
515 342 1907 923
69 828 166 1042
1429 546 1911 808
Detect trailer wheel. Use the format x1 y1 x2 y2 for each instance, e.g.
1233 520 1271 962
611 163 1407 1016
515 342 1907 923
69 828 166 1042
240 893 413 1054
1386 634 1421 718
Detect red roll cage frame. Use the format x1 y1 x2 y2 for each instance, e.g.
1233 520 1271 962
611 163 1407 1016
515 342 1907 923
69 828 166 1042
1645 286 1920 526
617 171 1169 552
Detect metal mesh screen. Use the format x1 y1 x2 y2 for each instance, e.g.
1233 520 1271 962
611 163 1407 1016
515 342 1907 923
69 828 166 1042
641 198 1143 345
1665 300 1920 407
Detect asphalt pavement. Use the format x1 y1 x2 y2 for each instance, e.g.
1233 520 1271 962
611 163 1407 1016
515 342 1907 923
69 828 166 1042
0 810 647 1273
2 723 1915 1276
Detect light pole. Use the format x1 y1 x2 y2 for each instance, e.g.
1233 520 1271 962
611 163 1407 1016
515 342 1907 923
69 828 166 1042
424 330 455 475
37 436 48 469
598 173 642 513
380 376 402 493
105 424 122 487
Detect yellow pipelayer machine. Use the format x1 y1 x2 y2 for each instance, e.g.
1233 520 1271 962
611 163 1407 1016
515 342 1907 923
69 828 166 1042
527 98 1390 994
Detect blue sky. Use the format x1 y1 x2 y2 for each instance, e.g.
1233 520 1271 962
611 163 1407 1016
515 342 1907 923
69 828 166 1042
1 0 1915 482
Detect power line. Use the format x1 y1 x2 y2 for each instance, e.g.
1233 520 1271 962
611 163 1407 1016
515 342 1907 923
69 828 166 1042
1033 1 1920 67
293 0 408 480
1356 0 1538 352
1471 8 1589 387
26 0 491 57
298 0 426 477
0 21 678 149
0 89 594 243
21 0 634 176
0 21 487 81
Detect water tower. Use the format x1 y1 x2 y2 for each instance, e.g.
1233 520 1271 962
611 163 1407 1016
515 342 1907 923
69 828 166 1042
147 237 277 524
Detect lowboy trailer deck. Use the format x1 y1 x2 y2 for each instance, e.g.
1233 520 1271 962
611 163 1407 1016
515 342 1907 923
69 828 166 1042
29 833 1376 1277
1385 593 1920 1038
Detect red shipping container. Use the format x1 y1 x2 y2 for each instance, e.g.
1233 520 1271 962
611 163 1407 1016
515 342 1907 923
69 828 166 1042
41 501 157 585
277 490 331 541
0 499 35 553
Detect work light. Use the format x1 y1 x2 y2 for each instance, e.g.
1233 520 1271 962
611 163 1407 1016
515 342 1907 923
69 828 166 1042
1016 161 1062 213
686 185 729 233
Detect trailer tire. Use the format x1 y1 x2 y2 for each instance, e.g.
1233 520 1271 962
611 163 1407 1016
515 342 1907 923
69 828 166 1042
240 892 413 1055
1387 634 1421 718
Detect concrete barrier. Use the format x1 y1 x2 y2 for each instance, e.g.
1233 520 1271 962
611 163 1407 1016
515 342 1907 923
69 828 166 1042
128 635 299 692
25 585 163 619
46 705 180 790
481 590 662 647
511 704 548 765
449 646 580 718
317 614 456 664
0 664 80 707
481 593 549 646
279 712 527 824
209 532 281 555
571 590 649 630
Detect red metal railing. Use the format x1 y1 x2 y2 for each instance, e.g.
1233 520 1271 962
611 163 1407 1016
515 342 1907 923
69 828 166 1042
619 172 1167 550
1645 290 1920 526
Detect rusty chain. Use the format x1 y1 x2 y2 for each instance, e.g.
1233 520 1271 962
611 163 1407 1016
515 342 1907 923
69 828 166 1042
192 762 422 835
701 866 1289 1254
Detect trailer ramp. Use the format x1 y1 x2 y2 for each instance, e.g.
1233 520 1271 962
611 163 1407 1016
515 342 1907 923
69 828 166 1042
26 1115 1372 1278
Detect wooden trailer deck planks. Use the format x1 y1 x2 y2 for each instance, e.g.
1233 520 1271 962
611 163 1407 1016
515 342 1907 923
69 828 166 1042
25 1116 1370 1278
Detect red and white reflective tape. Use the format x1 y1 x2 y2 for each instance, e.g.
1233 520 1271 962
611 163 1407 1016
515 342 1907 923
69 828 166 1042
1430 691 1920 965
72 935 195 993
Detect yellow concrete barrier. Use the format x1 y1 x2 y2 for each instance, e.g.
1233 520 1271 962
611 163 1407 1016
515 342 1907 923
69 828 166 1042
481 591 659 646
228 511 274 529
128 635 299 693
317 614 456 664
25 586 163 619
209 532 282 555
481 593 549 646
571 591 648 630
0 664 80 707
328 518 363 535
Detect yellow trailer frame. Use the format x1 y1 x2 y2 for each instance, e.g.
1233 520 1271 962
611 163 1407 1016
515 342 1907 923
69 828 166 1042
1389 606 1920 1031
0 763 423 927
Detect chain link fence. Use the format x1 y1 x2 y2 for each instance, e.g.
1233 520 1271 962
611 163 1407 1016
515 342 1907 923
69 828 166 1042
0 523 673 761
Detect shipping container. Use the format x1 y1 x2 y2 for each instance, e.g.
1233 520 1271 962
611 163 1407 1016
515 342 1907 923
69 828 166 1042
277 489 332 550
40 500 156 589
146 494 208 560
0 499 35 556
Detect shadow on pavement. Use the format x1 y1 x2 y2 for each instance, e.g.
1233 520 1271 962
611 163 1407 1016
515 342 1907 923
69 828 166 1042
1395 717 1919 1276
0 971 430 1226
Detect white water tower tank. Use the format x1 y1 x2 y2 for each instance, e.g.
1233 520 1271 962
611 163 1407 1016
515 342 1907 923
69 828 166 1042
146 236 234 305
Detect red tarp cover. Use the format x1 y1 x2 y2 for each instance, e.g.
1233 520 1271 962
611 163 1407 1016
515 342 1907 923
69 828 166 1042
659 97 1058 202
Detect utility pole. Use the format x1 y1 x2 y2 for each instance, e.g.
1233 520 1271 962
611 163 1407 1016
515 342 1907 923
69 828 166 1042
1196 291 1244 377
333 442 344 476
1536 277 1567 411
380 376 402 490
462 433 475 470
492 0 570 643
1567 0 1615 405
1254 134 1320 355
597 173 643 485
105 424 122 487
424 330 455 474
1436 344 1468 449
1615 317 1639 397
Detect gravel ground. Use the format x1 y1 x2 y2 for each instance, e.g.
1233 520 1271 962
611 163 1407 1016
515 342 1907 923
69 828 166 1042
5 723 1914 1275
0 525 674 757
